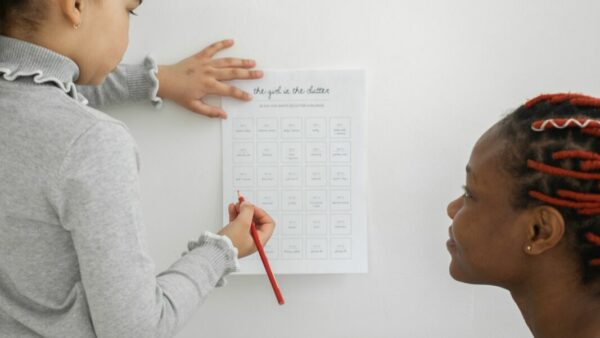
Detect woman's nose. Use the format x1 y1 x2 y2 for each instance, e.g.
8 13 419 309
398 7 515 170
446 196 462 219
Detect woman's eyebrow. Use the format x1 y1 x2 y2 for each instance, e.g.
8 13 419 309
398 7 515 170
466 165 477 182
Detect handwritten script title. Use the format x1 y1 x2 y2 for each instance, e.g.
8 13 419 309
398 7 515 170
253 85 331 100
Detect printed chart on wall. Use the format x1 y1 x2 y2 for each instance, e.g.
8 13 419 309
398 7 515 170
222 69 367 274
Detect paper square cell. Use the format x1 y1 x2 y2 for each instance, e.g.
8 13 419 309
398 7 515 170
330 142 351 163
330 118 351 138
256 118 278 139
306 214 328 236
306 166 327 187
330 190 351 210
330 166 351 186
306 143 327 163
281 190 303 211
281 238 303 259
330 238 352 259
233 167 254 187
257 190 279 212
281 118 302 139
306 118 327 138
306 190 328 211
257 167 278 188
233 143 254 163
263 238 279 259
257 143 278 163
282 143 303 163
280 214 303 236
330 214 352 235
306 238 328 259
281 167 302 187
232 118 254 139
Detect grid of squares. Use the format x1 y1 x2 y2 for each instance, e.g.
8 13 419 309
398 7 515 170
231 116 353 260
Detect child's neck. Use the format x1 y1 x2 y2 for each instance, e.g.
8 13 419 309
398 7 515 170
510 274 600 338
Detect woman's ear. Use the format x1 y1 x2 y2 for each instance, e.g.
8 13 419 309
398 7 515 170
524 206 566 254
57 0 85 27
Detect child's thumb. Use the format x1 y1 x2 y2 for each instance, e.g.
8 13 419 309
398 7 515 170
235 202 255 226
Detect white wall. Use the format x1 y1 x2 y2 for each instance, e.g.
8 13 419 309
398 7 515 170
107 1 600 337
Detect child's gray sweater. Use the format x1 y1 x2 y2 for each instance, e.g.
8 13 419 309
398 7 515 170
0 36 239 338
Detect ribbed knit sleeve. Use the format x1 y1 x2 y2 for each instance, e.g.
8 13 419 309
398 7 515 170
49 120 238 338
76 55 163 108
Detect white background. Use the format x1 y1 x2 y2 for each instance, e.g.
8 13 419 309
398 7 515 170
107 1 600 337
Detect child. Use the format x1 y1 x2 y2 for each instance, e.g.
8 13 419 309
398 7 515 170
0 0 274 337
447 94 600 338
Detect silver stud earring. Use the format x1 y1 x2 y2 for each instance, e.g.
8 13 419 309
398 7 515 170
526 245 532 252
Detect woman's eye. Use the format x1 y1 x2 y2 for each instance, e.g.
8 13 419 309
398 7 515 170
462 185 472 199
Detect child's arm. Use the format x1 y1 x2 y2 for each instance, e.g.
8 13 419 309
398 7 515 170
50 121 269 337
76 58 161 108
77 39 262 118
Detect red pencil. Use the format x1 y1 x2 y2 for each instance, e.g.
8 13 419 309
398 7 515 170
237 191 285 305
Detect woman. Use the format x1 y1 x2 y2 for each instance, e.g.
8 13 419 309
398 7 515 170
447 93 600 338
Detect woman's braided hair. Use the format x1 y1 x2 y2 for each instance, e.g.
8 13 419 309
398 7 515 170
499 93 600 284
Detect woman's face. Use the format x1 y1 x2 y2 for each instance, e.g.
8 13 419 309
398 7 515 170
446 124 533 288
74 0 142 84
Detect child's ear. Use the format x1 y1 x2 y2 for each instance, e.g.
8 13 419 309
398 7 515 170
524 206 566 254
58 0 85 27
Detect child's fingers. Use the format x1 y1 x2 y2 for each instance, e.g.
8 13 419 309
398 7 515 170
253 206 275 226
197 39 234 59
212 58 256 69
228 203 238 222
253 206 275 244
211 82 252 101
234 202 255 228
255 216 275 246
215 68 263 81
256 225 274 246
186 100 227 119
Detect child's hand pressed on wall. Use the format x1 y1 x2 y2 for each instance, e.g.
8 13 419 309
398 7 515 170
156 39 263 118
218 202 275 258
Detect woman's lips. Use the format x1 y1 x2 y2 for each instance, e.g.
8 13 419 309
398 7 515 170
446 238 456 251
447 227 456 251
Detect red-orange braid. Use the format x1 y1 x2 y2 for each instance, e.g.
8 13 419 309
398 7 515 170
525 93 600 109
527 94 600 217
516 93 600 274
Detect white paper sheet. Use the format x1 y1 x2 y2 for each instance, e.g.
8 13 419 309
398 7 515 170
222 69 367 274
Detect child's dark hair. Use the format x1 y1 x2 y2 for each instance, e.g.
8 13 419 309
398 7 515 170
0 0 47 35
498 93 600 284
